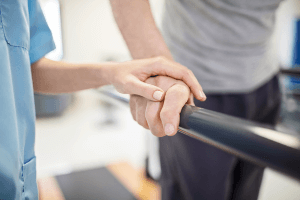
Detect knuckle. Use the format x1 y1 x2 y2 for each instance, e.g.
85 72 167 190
123 77 134 88
187 69 193 76
126 79 135 88
152 56 168 69
175 84 190 95
117 79 131 93
180 64 187 70
183 70 190 78
119 78 128 86
155 56 165 63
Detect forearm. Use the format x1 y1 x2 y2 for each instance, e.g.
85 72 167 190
110 0 172 60
31 56 205 100
31 58 113 94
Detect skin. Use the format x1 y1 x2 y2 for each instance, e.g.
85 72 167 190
131 76 195 137
110 0 206 136
31 56 203 103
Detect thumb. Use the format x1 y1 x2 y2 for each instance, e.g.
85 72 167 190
124 78 165 101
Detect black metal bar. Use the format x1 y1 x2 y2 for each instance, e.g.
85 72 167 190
98 90 300 181
280 68 300 77
179 105 300 181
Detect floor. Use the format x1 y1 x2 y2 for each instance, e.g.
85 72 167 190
38 162 160 200
35 89 300 200
35 89 147 179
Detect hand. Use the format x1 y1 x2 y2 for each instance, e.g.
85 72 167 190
108 56 206 102
130 76 195 137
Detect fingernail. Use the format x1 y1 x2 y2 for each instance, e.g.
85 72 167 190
200 90 206 99
153 91 163 101
164 123 175 136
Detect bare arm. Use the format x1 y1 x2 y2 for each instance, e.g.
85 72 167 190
110 0 207 136
110 0 173 60
31 58 111 94
31 57 203 102
110 0 205 100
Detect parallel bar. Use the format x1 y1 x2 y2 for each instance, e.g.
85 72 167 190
280 68 300 77
98 90 300 181
179 105 300 181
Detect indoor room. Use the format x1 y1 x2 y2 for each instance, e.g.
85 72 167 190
1 0 300 200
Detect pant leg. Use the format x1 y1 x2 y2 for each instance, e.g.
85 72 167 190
230 75 281 200
159 94 246 200
159 136 185 200
159 75 281 200
254 75 281 125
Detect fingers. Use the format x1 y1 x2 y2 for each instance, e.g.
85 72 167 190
130 95 149 129
129 95 137 121
149 57 206 102
135 95 149 129
187 93 195 106
130 76 193 137
145 101 165 137
160 83 190 136
186 69 207 102
123 76 165 102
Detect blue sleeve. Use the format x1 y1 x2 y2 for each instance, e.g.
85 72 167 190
28 0 56 64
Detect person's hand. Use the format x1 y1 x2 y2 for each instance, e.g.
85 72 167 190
130 76 197 137
108 56 206 102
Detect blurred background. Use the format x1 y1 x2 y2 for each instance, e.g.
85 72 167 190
35 0 300 199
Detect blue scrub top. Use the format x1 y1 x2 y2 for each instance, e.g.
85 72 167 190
0 0 55 199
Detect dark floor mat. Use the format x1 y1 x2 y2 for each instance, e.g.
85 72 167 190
56 167 137 200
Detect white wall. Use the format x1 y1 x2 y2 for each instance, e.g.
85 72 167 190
274 0 300 67
59 0 164 63
59 0 300 66
60 0 129 62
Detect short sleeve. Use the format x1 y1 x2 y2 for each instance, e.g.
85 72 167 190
28 0 56 64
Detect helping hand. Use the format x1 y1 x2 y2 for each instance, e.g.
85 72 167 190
109 56 206 102
130 76 197 137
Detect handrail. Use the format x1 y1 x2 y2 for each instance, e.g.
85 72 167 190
280 68 300 77
179 105 300 181
97 90 300 181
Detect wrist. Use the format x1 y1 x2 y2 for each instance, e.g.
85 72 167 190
155 52 174 61
101 62 118 85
